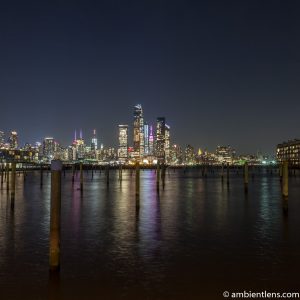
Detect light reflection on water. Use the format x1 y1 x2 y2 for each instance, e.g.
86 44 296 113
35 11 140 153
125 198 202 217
0 169 300 299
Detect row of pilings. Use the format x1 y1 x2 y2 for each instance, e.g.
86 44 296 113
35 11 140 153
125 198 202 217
0 160 294 272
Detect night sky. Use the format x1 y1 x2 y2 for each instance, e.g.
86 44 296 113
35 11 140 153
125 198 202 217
1 0 300 154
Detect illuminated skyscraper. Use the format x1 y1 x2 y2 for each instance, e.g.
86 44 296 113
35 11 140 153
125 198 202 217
91 129 98 150
165 124 170 163
91 129 98 159
0 131 4 148
144 122 149 155
149 125 154 155
8 131 18 149
133 104 144 159
43 137 55 161
156 117 166 161
118 125 128 161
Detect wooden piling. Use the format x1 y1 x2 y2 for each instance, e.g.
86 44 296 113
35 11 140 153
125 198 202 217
106 165 110 186
6 163 10 191
40 164 43 188
226 163 230 186
11 162 16 208
282 161 288 199
80 162 83 192
244 162 248 193
49 160 62 271
135 162 140 197
156 163 160 192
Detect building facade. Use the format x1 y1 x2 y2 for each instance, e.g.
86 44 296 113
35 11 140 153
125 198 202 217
156 117 166 161
133 104 144 159
277 139 300 166
118 125 128 161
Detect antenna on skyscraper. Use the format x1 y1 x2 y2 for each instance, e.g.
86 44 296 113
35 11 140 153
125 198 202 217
80 129 83 139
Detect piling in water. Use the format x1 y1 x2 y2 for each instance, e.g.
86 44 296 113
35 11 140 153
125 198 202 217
40 164 43 188
156 163 160 192
10 162 16 209
226 163 230 186
49 160 62 272
80 162 83 192
282 161 288 199
6 163 10 191
106 165 110 187
244 162 249 193
135 162 140 197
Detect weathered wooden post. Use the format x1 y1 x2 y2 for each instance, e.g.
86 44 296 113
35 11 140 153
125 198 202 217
282 161 288 199
6 163 10 191
162 164 166 190
11 162 16 208
80 162 83 192
226 162 230 186
106 165 110 187
72 164 75 183
40 164 44 188
49 160 62 271
244 162 249 193
119 164 122 182
135 162 140 197
156 162 160 192
221 163 224 183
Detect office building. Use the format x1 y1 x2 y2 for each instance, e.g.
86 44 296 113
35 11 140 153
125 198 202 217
277 139 300 166
118 125 128 161
133 104 144 159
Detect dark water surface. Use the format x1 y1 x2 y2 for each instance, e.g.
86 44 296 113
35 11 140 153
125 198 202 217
0 169 300 299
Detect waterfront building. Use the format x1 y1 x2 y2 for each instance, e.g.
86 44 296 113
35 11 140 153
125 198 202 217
149 125 154 155
118 125 129 162
91 129 98 151
170 144 183 165
8 131 18 149
277 139 300 166
133 104 144 159
215 145 235 164
184 144 196 165
156 117 166 161
165 124 170 163
144 123 149 155
43 137 55 161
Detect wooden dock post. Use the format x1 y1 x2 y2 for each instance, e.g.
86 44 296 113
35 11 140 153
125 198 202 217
135 162 140 197
156 162 160 192
282 161 288 199
244 162 249 193
80 162 83 192
10 162 16 209
226 163 230 186
49 160 62 271
6 163 10 191
40 164 44 188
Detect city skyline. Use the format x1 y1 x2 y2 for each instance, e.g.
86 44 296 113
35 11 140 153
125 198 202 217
1 1 300 155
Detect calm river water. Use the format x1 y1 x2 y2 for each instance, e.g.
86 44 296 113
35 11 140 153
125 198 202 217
0 168 300 299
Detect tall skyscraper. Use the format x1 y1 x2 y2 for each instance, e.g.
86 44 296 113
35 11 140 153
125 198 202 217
43 137 55 160
149 125 154 155
133 104 144 159
0 131 5 148
144 122 149 155
156 117 166 161
165 124 170 163
91 129 98 151
118 125 128 161
8 131 18 149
